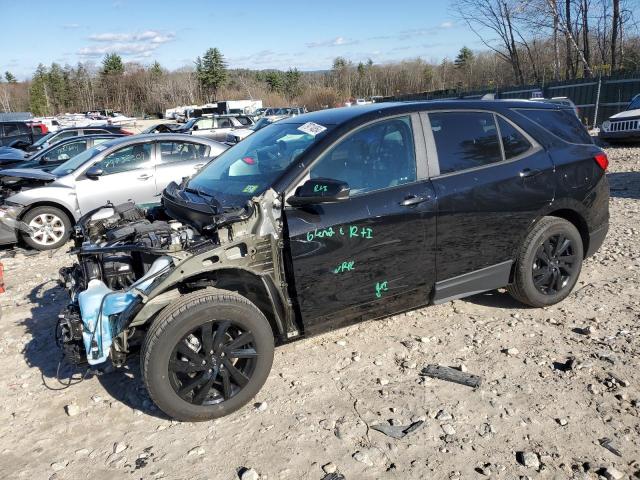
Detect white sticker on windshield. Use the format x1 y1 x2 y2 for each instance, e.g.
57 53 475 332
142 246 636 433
297 122 327 136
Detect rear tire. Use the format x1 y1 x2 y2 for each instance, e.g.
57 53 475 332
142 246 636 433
141 288 274 421
508 217 583 307
21 206 72 250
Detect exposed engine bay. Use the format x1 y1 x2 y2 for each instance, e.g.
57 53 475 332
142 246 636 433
57 181 295 369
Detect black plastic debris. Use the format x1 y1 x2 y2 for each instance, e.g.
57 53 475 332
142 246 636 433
371 420 424 439
421 364 482 388
599 437 622 457
321 474 345 480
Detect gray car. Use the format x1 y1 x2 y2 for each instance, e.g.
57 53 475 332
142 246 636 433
0 134 227 250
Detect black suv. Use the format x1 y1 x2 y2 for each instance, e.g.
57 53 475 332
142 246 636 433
58 101 609 421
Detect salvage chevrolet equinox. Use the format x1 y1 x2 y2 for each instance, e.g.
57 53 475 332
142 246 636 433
58 101 609 421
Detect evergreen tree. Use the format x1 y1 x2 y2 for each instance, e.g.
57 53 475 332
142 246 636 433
195 48 227 100
4 71 17 83
454 46 474 68
48 62 68 112
149 61 163 78
265 71 284 93
29 64 50 115
101 53 124 76
284 68 302 99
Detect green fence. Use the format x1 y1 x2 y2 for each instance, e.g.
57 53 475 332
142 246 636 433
386 72 640 128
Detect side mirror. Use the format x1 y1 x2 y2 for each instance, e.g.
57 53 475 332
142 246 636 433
287 178 349 207
85 165 104 180
192 125 199 131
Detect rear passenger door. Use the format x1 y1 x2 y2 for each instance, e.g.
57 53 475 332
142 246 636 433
211 117 234 141
191 117 215 137
425 110 554 301
155 140 211 194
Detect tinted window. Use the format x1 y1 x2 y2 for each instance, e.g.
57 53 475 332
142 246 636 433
159 141 209 163
430 112 501 174
94 143 152 175
84 129 109 135
497 117 532 159
236 116 251 126
310 116 416 195
18 123 31 134
516 108 592 144
217 118 233 128
3 123 20 137
54 130 79 142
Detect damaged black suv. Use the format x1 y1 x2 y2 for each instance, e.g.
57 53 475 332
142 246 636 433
59 101 609 421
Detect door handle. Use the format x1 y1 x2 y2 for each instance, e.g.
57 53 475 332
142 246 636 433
519 168 542 178
399 195 429 207
137 174 153 180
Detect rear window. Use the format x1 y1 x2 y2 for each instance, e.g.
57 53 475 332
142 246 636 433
516 108 592 144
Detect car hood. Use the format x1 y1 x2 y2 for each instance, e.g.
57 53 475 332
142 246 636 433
0 168 57 181
610 109 640 121
0 147 29 162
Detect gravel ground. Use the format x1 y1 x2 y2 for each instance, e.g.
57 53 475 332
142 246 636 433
0 146 638 480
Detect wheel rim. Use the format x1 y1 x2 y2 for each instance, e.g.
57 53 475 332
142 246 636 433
168 321 258 406
28 213 65 246
532 234 577 295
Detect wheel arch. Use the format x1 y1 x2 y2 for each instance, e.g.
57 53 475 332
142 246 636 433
545 208 590 257
19 201 75 226
174 268 289 343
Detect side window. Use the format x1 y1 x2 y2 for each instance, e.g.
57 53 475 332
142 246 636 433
18 123 32 134
196 118 214 129
310 116 416 196
94 143 152 175
515 108 592 144
430 111 501 175
497 117 532 159
43 140 88 162
3 123 20 137
55 130 79 141
236 116 251 126
217 118 233 128
93 138 111 146
159 141 209 163
84 129 109 135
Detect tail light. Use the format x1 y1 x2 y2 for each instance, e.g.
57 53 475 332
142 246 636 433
242 157 256 165
120 129 134 135
0 262 5 294
594 152 609 171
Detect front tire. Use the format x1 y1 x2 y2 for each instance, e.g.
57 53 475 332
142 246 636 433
508 217 583 307
21 206 72 250
141 289 275 421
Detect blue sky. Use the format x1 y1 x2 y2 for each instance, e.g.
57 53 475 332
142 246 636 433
0 0 482 80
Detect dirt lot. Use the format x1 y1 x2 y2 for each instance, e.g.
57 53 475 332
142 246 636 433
0 146 638 480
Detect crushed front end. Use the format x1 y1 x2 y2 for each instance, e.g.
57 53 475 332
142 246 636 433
58 183 297 369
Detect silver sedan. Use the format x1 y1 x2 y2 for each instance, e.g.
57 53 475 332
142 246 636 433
0 134 227 250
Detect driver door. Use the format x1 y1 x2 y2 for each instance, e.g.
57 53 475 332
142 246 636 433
75 142 156 214
283 115 437 335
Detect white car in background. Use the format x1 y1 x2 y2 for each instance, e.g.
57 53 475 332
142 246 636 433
225 115 289 144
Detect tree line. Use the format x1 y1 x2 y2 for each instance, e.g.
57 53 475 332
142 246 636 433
1 0 638 117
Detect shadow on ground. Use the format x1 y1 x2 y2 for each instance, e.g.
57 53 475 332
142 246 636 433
20 280 166 419
462 289 533 309
608 171 640 199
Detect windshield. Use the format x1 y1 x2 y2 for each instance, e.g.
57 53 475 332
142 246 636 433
628 95 640 111
187 122 332 207
31 131 56 148
50 144 103 176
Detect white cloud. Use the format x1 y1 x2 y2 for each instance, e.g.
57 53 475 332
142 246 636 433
88 30 175 44
306 36 358 48
440 21 454 28
79 30 175 59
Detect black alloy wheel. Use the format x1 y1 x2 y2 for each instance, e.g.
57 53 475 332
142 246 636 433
168 320 258 406
532 234 578 295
